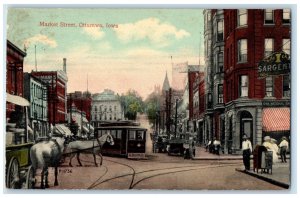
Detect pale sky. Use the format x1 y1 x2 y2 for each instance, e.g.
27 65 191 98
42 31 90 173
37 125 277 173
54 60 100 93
7 8 204 99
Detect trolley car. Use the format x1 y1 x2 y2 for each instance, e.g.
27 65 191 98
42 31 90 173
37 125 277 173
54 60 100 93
6 93 35 189
94 121 147 159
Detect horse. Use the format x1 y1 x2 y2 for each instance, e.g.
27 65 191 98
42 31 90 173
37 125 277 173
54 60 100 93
30 135 66 189
65 133 114 167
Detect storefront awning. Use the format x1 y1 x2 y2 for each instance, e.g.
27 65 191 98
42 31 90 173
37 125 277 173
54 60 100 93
6 93 30 106
262 108 290 132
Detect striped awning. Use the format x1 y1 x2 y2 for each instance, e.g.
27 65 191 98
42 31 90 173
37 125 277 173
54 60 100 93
262 108 290 132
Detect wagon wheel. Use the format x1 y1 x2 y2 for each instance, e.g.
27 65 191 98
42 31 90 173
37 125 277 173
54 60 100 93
25 165 35 189
6 157 20 189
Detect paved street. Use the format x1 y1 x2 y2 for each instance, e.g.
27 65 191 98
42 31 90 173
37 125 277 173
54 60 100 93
32 115 285 190
40 154 283 190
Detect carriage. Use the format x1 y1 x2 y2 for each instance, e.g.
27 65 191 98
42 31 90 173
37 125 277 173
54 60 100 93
94 121 147 159
5 93 35 189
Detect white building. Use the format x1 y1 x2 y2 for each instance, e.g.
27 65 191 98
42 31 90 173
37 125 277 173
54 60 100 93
91 89 123 127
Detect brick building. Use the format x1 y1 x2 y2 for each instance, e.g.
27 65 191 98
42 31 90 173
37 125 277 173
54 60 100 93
6 40 27 116
67 91 92 122
220 9 291 154
32 70 68 125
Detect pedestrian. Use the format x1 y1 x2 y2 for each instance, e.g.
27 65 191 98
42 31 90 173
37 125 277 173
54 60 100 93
278 136 289 163
242 134 252 171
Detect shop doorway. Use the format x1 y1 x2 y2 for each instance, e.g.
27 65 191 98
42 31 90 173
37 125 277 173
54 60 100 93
239 111 253 148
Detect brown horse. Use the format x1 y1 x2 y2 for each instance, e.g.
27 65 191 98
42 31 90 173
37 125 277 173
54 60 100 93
30 136 65 189
65 133 114 167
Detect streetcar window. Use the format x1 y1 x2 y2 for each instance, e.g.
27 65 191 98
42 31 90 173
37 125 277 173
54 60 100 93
129 130 136 140
137 131 144 140
116 130 122 139
110 130 116 138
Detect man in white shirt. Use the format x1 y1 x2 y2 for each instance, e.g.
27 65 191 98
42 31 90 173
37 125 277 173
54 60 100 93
242 134 252 171
279 136 289 163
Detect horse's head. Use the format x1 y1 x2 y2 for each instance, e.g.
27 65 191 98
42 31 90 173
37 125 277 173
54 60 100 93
105 133 114 146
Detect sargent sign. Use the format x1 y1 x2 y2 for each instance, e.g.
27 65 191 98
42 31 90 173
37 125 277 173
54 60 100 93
258 52 290 78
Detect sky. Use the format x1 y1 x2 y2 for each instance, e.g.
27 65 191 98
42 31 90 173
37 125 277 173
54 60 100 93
7 8 204 99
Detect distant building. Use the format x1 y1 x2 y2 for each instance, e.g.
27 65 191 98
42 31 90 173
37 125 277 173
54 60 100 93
91 89 123 127
32 70 68 124
67 91 92 121
23 73 48 137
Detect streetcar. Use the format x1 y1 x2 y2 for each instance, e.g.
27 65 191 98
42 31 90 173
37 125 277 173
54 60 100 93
6 93 35 189
94 121 147 159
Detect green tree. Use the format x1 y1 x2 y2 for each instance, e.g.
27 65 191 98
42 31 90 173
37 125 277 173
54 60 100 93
144 91 161 125
119 89 144 120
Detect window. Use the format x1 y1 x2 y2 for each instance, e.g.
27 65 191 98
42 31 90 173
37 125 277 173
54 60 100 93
217 20 223 41
137 131 144 140
238 39 247 62
114 106 117 111
265 77 274 97
237 9 247 26
129 130 136 140
110 130 116 138
264 38 274 57
114 113 117 120
94 106 97 111
109 114 112 120
116 130 122 139
265 9 274 24
218 84 224 103
109 106 112 111
282 39 291 56
207 93 212 108
218 52 224 72
283 75 290 97
282 9 291 24
239 75 248 97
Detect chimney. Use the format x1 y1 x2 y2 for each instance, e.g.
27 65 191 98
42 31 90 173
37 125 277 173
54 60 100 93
63 58 67 73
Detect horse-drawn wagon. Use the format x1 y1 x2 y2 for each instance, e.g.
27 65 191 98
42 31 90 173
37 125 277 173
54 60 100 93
6 93 35 189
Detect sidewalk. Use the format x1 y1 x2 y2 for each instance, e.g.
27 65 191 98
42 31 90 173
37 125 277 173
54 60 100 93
192 146 242 160
193 146 290 188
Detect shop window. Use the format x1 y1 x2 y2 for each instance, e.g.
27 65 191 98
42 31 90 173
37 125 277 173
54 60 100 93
239 75 248 97
265 76 274 97
237 9 247 26
238 39 247 62
265 9 274 24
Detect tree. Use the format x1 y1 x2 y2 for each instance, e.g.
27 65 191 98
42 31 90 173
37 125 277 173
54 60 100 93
144 91 161 126
119 89 144 120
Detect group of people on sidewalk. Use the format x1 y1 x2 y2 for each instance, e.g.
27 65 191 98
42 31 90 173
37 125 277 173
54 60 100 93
242 134 289 171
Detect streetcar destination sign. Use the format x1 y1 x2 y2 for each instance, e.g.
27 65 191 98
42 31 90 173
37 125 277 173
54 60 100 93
258 52 290 78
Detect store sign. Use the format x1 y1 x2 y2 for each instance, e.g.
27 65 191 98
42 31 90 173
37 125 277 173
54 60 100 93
258 52 290 78
262 100 290 107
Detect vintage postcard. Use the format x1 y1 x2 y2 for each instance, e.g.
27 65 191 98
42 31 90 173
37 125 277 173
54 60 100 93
4 6 291 191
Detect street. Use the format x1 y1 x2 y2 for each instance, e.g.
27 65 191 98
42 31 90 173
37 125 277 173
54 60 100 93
35 115 283 190
42 155 283 190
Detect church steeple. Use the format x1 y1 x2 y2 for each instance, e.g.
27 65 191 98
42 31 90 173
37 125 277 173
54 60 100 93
162 71 170 91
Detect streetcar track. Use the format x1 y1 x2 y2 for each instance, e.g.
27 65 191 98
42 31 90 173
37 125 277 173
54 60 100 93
87 165 108 189
85 157 242 189
130 163 241 189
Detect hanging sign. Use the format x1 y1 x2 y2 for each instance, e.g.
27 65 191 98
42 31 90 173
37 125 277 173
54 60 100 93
258 52 290 78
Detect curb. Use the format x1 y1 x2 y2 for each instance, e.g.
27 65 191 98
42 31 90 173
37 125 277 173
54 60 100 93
235 168 289 189
192 157 242 160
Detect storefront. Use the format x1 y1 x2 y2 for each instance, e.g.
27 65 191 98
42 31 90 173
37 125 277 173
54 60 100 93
262 107 290 142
